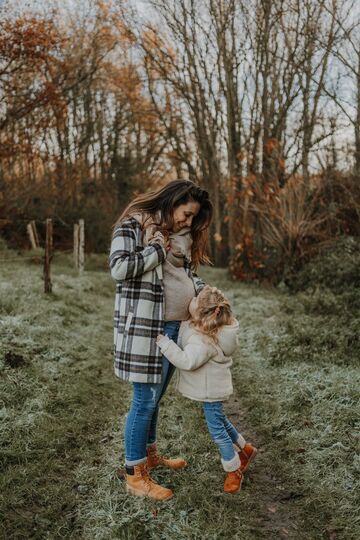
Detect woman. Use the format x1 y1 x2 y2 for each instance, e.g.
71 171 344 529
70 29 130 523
109 179 213 501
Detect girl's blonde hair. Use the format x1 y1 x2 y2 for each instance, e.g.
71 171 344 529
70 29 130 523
190 285 233 343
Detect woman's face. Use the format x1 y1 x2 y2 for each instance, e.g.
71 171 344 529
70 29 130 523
172 201 200 232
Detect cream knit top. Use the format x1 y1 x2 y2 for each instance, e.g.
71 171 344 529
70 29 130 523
131 212 196 321
163 227 196 321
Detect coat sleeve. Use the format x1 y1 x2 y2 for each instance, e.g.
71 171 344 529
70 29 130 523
109 218 166 281
185 258 206 295
157 334 215 371
192 271 206 295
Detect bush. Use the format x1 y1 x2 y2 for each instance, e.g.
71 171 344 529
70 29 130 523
268 238 360 367
229 172 360 284
313 171 360 237
285 236 360 293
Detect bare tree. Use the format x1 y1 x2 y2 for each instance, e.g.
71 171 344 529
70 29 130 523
324 0 360 176
137 0 226 262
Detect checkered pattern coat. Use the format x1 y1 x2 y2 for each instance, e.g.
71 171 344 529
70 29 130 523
109 216 205 383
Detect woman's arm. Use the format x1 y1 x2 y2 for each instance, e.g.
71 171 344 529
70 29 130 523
156 334 214 371
109 218 166 281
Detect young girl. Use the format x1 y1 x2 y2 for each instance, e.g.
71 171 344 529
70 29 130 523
156 285 257 494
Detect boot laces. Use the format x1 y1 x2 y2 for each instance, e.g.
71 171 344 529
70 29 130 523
140 465 158 488
148 447 168 466
232 469 242 479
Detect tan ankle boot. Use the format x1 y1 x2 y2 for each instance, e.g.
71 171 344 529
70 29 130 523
224 468 243 494
126 462 173 500
146 443 187 470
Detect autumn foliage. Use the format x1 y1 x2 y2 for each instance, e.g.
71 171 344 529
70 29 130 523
0 0 359 280
0 2 167 251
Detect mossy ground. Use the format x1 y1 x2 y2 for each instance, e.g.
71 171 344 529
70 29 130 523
0 254 358 539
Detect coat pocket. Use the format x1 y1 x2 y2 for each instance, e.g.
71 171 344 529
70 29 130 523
115 312 134 355
124 311 134 333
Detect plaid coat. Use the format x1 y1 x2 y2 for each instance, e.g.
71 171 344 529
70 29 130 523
109 216 205 384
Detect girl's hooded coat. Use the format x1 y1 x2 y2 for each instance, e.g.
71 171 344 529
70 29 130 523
157 319 239 401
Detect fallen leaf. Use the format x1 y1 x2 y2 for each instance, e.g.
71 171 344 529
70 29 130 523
116 467 126 480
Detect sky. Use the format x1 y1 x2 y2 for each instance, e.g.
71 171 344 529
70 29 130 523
0 0 148 15
1 0 357 170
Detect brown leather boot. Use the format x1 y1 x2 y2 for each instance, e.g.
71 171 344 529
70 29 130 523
239 443 257 473
224 468 243 494
125 462 173 500
146 443 187 470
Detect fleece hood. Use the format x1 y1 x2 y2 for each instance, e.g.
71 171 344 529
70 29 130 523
217 319 239 356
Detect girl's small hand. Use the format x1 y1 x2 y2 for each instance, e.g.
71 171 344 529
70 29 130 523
149 230 165 245
156 334 166 343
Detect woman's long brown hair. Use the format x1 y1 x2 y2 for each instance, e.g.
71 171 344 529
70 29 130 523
113 179 213 267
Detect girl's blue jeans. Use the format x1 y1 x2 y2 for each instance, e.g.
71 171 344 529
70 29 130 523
124 320 180 466
203 401 239 461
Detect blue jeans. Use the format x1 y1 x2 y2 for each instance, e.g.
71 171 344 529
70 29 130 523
203 402 239 462
124 320 181 465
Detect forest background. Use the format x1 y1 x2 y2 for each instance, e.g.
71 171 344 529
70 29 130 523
1 0 360 280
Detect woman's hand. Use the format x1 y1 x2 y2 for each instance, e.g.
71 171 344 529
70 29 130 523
146 229 170 251
156 334 166 343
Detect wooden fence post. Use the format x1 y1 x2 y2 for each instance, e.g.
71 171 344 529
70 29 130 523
73 223 79 269
73 219 85 272
78 219 85 273
44 218 53 293
31 220 40 247
27 221 40 249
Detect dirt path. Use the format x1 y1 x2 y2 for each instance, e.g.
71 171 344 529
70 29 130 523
223 278 305 540
226 396 303 540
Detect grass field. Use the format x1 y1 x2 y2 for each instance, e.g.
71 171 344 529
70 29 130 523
0 253 359 539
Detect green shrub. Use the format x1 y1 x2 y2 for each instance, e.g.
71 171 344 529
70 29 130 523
270 239 360 367
285 236 360 293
